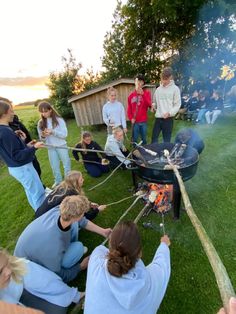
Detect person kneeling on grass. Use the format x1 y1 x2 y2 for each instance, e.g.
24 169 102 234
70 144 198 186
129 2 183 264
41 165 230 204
72 131 110 178
105 127 131 169
84 221 171 314
0 248 85 314
35 170 106 220
14 195 112 283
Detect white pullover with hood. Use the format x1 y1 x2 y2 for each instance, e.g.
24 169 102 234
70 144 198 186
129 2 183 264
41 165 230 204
153 80 181 118
84 243 170 314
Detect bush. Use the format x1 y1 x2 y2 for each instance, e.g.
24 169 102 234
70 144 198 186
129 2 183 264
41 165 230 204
27 116 39 139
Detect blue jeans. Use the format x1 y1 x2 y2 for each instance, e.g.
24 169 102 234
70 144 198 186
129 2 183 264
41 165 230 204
196 109 207 122
85 162 109 177
62 222 84 268
133 122 147 144
8 162 45 211
48 147 71 185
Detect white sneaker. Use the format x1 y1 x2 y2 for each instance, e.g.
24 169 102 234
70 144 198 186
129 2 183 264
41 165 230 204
51 182 59 189
45 187 52 196
83 246 88 255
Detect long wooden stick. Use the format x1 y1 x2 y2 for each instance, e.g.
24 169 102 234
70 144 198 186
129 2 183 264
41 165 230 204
169 161 235 313
102 194 145 246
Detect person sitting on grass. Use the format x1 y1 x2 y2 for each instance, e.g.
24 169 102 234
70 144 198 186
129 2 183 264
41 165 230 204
14 195 112 283
105 127 131 169
175 128 205 154
72 131 109 178
205 90 223 125
0 248 85 314
186 90 199 121
84 221 171 314
195 90 210 124
35 170 106 220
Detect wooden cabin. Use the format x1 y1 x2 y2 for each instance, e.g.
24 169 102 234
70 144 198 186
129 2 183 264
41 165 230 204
68 78 156 127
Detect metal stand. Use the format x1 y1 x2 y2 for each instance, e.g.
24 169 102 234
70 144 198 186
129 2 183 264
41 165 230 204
173 177 181 219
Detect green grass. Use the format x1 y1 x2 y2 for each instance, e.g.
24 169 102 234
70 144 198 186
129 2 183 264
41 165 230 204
1 107 236 314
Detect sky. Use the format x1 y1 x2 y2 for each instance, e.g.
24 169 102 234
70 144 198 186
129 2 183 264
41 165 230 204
0 0 125 104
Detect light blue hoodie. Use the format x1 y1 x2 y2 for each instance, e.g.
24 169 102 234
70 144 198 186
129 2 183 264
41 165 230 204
0 260 80 307
84 243 170 314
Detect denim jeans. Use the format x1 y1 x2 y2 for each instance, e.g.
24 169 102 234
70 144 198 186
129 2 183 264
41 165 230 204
62 222 84 268
133 122 147 144
48 147 71 185
196 109 207 122
8 162 45 211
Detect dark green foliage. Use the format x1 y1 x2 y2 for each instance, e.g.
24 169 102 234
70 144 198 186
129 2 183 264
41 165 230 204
47 49 82 119
102 0 236 88
27 116 39 139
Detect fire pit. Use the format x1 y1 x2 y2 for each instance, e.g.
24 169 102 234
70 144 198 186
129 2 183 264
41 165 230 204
128 142 199 219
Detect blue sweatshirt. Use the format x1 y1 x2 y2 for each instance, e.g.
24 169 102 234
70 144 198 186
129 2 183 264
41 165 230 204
0 260 80 307
84 243 170 314
0 125 36 167
14 207 88 281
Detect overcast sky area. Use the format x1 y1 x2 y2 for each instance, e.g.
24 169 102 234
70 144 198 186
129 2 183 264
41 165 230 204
0 0 126 104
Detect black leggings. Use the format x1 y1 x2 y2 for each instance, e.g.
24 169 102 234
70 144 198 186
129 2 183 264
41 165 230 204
20 289 68 314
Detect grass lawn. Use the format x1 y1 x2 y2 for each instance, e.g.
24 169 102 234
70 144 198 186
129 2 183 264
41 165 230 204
0 107 236 314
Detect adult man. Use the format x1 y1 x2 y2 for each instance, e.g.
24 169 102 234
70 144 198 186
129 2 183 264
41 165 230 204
105 127 131 169
127 74 151 144
14 195 112 283
0 99 45 210
151 68 181 143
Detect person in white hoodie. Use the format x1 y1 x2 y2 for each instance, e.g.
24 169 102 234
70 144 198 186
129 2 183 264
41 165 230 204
84 221 171 314
151 67 181 143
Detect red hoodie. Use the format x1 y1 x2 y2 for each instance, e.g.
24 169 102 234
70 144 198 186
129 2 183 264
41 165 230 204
127 89 151 123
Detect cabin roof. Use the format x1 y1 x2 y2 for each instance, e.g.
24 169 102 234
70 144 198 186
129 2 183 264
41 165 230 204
68 78 134 103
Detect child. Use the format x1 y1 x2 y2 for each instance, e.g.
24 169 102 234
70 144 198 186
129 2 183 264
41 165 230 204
37 102 71 188
102 87 127 134
73 131 109 177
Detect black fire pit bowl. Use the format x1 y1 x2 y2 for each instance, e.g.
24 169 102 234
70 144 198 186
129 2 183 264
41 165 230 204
130 142 199 184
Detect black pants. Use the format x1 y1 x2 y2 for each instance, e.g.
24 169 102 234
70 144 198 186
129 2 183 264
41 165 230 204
107 150 130 169
20 289 67 314
151 117 173 143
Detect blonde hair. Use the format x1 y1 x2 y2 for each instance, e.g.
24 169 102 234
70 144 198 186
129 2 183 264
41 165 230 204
107 86 117 99
80 131 92 154
60 195 90 221
112 126 123 136
49 171 84 204
0 249 26 284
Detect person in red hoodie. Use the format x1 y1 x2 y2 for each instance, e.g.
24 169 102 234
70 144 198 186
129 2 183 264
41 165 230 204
127 74 151 144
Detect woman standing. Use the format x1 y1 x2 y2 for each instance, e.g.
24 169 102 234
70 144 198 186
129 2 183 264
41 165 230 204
73 131 109 177
102 87 127 135
37 102 71 188
0 249 84 314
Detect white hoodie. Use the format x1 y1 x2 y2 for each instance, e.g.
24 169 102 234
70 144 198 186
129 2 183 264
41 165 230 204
153 80 181 118
84 243 170 314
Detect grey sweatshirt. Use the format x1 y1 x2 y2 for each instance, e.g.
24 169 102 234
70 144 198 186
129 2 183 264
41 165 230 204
153 80 181 118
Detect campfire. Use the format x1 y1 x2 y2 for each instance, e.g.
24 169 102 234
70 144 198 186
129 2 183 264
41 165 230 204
137 183 173 216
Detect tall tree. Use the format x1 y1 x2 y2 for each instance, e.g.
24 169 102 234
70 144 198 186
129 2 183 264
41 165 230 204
47 50 100 118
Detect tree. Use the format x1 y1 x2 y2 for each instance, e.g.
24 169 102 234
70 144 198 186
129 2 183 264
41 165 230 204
47 50 101 119
102 0 206 82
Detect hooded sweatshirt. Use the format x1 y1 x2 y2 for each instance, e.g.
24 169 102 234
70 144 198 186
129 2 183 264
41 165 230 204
84 243 170 314
153 81 181 118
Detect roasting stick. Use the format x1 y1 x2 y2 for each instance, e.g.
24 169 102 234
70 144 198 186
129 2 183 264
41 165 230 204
106 195 137 207
101 194 145 246
163 150 235 313
42 144 136 163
